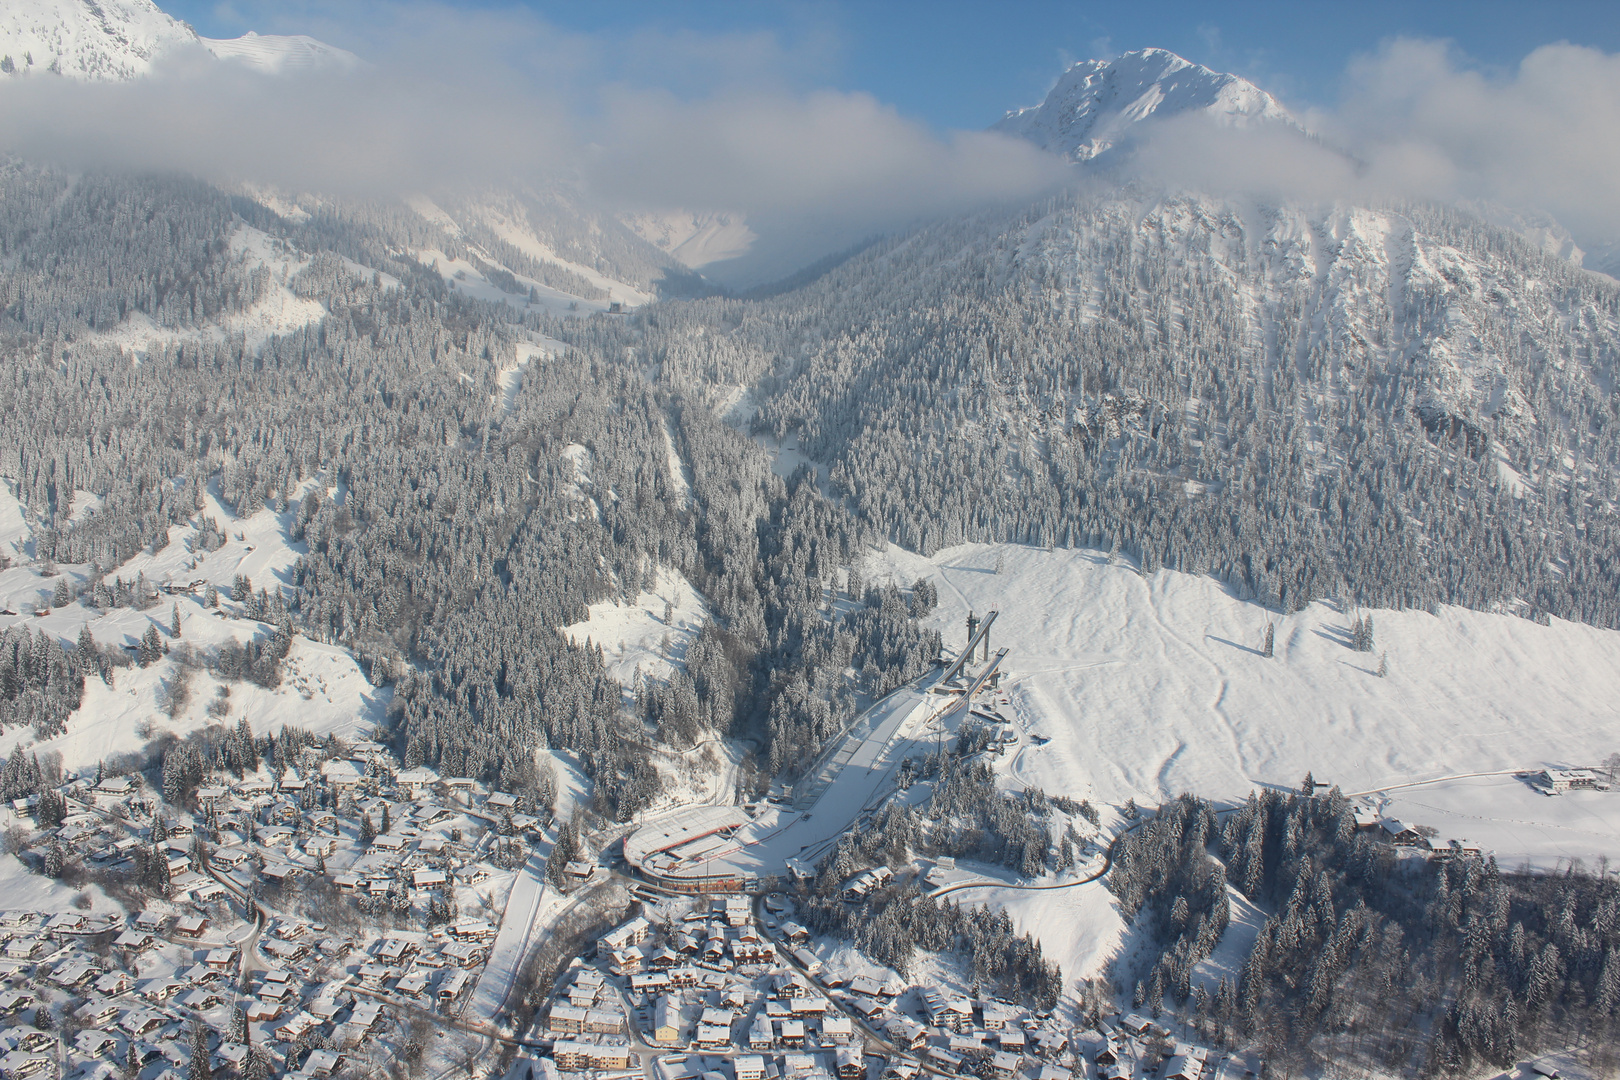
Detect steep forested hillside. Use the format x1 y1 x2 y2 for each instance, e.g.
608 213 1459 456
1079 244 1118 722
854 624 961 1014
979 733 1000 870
649 189 1620 626
0 165 933 813
4 159 1620 808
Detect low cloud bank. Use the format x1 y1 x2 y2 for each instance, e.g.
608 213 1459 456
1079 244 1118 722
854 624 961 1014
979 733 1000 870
1129 38 1620 256
3 11 1619 279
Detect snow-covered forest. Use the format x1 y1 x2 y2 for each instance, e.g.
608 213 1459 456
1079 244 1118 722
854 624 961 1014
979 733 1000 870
657 191 1620 628
0 166 938 817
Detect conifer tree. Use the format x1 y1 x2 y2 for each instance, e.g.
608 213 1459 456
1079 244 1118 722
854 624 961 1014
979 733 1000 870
189 1020 212 1080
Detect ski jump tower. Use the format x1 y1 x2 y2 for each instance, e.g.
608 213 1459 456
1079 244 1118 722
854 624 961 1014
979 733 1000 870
942 610 998 686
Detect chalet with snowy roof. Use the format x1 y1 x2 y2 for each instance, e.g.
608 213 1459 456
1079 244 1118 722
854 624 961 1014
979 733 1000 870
395 769 437 796
551 1043 630 1072
262 939 309 963
987 1052 1021 1080
442 941 486 967
242 1001 281 1024
135 979 184 1003
1165 1055 1205 1080
823 1015 855 1044
1537 768 1603 793
885 1017 927 1050
214 1043 249 1071
1378 819 1428 847
450 918 497 943
275 1012 320 1043
438 969 470 1001
114 929 154 950
0 1050 54 1079
74 999 122 1028
120 1011 167 1038
95 777 135 797
357 964 393 988
321 760 363 788
50 961 100 988
2 939 44 960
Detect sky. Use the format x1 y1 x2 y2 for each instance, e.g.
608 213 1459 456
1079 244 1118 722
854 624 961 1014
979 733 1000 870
167 0 1620 129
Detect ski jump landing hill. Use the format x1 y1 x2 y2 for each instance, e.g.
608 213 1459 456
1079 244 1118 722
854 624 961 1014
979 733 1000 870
624 617 1007 892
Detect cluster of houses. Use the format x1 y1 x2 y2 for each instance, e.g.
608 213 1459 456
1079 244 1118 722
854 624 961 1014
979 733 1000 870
1345 802 1491 862
512 893 1220 1080
2 738 558 1079
1088 1016 1257 1080
0 906 376 1080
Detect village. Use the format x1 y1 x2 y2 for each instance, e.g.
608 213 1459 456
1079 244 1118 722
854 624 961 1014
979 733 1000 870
507 890 1265 1080
0 697 1582 1080
0 716 1286 1080
0 731 567 1080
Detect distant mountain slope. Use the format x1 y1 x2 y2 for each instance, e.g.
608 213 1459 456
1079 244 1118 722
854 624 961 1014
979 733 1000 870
621 210 758 270
994 47 1299 162
199 31 360 74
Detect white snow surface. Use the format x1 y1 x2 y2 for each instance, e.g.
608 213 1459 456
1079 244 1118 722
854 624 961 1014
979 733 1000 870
560 566 710 696
407 196 651 315
0 0 192 80
0 480 35 563
414 247 622 319
199 31 359 75
994 47 1300 162
867 542 1620 815
88 223 391 357
475 203 654 306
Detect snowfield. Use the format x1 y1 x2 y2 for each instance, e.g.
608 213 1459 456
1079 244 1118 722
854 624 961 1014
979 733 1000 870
868 541 1620 815
561 565 710 697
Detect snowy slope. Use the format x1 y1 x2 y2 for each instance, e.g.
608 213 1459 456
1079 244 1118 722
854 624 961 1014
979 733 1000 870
994 47 1300 162
620 209 757 269
199 31 358 74
867 541 1620 809
560 566 710 698
0 480 35 564
0 0 193 80
407 194 668 313
88 223 393 356
0 476 386 771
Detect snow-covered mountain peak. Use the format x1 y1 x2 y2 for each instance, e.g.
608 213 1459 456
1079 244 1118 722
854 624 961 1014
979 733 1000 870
0 0 356 81
994 47 1299 162
0 0 195 81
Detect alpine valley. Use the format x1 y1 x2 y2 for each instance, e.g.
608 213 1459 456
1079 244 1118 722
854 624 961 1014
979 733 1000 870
0 3 1617 1078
